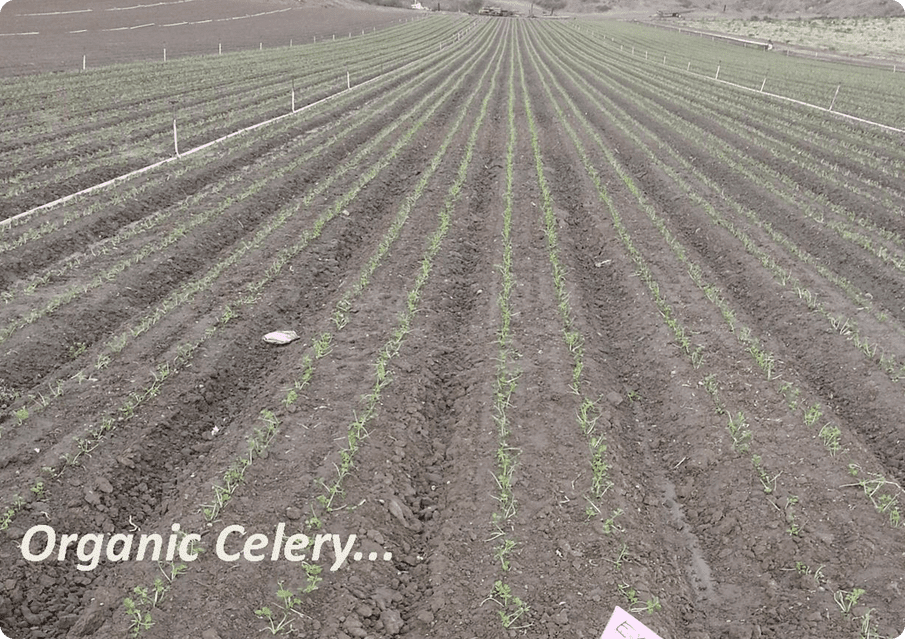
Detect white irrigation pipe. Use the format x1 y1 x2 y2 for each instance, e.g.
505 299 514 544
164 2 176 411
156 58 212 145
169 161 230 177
686 68 905 136
1 58 424 229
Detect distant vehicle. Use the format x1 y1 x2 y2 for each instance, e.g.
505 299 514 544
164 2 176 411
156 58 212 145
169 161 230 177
656 9 693 17
479 6 516 16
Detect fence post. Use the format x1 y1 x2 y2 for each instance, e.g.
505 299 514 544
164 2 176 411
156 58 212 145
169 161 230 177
82 54 86 71
173 118 179 157
829 84 840 111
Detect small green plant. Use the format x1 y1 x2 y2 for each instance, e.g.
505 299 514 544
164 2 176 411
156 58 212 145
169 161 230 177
803 403 822 427
312 332 333 359
282 388 298 408
0 494 26 531
255 582 307 634
14 406 28 424
779 381 800 410
785 495 802 536
618 583 639 605
305 507 323 531
842 467 904 527
68 341 87 359
122 597 154 636
300 561 322 593
602 508 624 534
727 411 752 453
752 455 780 494
494 538 516 570
486 581 530 629
612 541 628 570
834 587 865 615
818 424 843 455
631 596 661 615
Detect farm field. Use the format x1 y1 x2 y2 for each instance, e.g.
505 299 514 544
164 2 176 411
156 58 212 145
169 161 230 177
0 0 414 75
2 13 905 639
678 15 905 62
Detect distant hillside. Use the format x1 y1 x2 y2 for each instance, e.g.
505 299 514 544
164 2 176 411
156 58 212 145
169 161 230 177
434 0 904 17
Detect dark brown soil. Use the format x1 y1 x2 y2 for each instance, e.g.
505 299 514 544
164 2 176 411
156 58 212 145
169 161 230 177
1 9 905 639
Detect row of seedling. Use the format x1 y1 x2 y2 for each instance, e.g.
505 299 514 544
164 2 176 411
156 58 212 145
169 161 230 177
0 17 469 206
547 26 905 542
519 40 614 512
614 54 905 379
531 20 831 554
0 35 496 535
485 35 529 631
3 15 474 232
552 33 905 532
572 19 905 223
526 40 672 618
1 32 495 438
308 30 501 524
197 30 500 524
528 33 878 628
542 21 905 391
605 35 905 285
113 34 503 636
519 32 655 627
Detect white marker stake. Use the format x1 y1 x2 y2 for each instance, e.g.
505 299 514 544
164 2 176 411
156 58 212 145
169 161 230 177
599 606 664 639
829 84 841 111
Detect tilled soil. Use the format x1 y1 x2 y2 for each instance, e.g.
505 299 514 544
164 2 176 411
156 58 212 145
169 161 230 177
0 0 411 74
1 11 905 639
